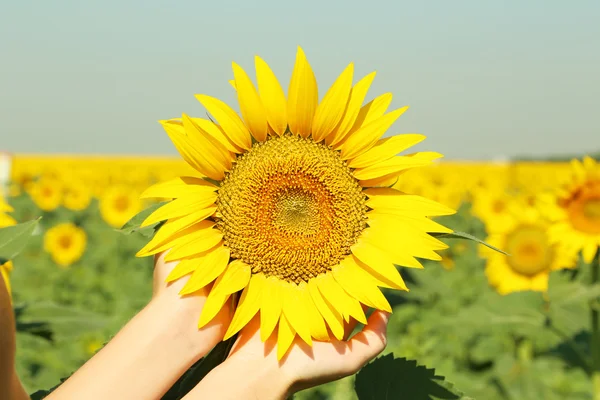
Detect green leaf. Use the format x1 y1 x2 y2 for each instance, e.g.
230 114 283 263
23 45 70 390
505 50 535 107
118 202 167 238
0 218 40 262
432 231 508 256
354 353 473 400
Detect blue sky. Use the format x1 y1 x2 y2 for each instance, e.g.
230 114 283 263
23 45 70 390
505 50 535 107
0 0 598 159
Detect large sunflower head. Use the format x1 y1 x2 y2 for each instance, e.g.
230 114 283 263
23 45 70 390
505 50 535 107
545 156 600 263
138 47 455 359
483 204 576 295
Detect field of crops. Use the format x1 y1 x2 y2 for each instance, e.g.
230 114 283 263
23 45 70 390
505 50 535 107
2 154 599 399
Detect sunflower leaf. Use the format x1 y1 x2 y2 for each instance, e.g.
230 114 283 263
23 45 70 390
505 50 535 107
432 231 508 256
0 218 40 262
118 202 168 237
354 353 473 400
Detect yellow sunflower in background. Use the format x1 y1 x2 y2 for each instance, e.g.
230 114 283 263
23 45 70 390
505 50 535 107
99 186 143 228
63 180 92 211
482 204 575 294
0 261 14 300
28 177 63 212
470 186 514 232
44 223 87 267
0 197 16 228
137 47 454 359
545 156 600 263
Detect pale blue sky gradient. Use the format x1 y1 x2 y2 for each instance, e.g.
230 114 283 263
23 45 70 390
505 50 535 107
1 0 599 159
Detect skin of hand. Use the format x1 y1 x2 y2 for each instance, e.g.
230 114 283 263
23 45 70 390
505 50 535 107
47 252 233 400
0 272 30 400
188 305 390 399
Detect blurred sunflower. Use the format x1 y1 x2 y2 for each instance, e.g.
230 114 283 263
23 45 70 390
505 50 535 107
44 223 87 267
28 177 63 212
470 187 514 232
483 204 575 294
63 180 92 211
0 197 16 227
99 186 143 228
138 47 454 359
545 156 600 263
0 261 14 300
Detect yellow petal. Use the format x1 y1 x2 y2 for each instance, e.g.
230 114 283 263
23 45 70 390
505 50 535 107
165 248 220 282
359 227 424 269
224 274 264 339
282 282 312 346
340 92 393 143
260 276 282 342
182 114 232 171
136 210 216 257
195 94 252 150
340 106 409 160
212 259 251 295
365 188 455 216
307 278 344 340
353 154 435 181
141 194 217 227
326 72 376 146
332 259 392 312
350 242 408 290
287 46 318 138
161 120 225 180
255 55 288 135
140 177 216 200
316 273 367 324
359 174 400 188
165 228 223 261
232 62 268 142
367 210 452 233
277 314 296 360
197 290 229 328
229 79 236 90
311 63 354 142
190 117 242 154
298 282 329 341
179 247 230 295
348 134 426 169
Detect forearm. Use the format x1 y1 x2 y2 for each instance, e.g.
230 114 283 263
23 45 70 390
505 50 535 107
48 293 219 400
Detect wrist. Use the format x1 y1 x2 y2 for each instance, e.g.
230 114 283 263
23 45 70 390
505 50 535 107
149 289 227 359
190 357 294 400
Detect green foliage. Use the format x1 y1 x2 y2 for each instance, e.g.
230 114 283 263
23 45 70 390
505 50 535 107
355 354 471 400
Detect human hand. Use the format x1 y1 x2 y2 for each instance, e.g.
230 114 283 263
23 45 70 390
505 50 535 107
187 310 390 399
48 253 233 400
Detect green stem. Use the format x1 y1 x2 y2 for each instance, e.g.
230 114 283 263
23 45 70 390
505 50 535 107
591 251 600 400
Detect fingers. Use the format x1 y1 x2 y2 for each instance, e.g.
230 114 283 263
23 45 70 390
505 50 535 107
338 310 390 374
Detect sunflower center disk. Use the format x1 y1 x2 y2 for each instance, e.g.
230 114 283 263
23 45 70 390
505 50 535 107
566 180 600 234
216 135 367 284
505 225 554 276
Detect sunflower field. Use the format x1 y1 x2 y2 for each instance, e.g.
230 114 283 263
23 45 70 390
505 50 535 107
2 151 600 400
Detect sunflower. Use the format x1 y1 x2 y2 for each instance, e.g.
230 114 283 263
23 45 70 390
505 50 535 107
28 177 62 212
0 261 14 300
544 156 600 263
137 47 454 359
0 198 16 228
99 186 143 228
483 204 575 294
44 223 87 267
63 180 92 211
470 186 514 233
